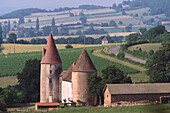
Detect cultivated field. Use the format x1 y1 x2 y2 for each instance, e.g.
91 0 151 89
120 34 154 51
128 43 162 52
1 43 115 54
0 45 139 77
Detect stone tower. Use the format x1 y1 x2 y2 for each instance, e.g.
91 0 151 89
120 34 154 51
72 48 97 104
40 33 62 103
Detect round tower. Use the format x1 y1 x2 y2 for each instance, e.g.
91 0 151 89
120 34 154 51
40 33 62 103
72 49 97 104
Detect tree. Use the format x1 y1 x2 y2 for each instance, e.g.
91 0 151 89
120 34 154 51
0 25 3 47
76 29 82 35
118 21 123 25
80 15 87 25
7 20 10 33
125 33 141 43
148 42 170 83
59 26 69 35
7 33 17 43
112 3 117 9
17 59 40 102
18 17 24 24
122 10 127 15
69 13 74 17
146 25 167 42
88 73 103 105
36 18 39 31
102 65 132 84
117 52 125 60
109 20 117 27
139 28 147 39
52 26 58 36
51 17 55 27
125 25 132 32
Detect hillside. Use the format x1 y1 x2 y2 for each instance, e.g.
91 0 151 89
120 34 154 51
1 0 170 40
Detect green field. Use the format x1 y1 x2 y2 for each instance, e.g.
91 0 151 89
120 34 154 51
0 46 139 77
7 103 170 113
128 43 162 52
0 76 18 88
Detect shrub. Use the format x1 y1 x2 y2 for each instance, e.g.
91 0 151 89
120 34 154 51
65 44 73 49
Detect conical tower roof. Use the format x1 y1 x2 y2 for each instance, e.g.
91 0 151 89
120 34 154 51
41 33 62 64
73 49 97 72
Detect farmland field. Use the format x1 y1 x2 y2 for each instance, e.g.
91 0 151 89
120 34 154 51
128 43 162 52
1 43 116 54
0 46 139 77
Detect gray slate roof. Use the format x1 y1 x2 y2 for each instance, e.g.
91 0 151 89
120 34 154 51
106 83 170 95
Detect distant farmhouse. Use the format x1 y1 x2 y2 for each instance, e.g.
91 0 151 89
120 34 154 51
104 83 170 107
39 33 97 106
102 37 108 44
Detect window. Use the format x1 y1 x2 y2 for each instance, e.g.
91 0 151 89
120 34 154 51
50 70 52 73
49 78 52 84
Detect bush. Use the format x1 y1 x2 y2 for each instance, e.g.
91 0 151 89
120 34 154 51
65 44 73 49
117 52 125 60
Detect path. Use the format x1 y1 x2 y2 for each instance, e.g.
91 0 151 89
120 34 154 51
93 49 147 72
109 46 146 64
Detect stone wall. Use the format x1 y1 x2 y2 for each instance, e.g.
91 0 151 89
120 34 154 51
111 93 170 103
104 87 111 107
72 71 95 104
40 64 62 103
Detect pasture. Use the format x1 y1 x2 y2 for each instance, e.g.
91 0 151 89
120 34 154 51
7 103 170 113
0 76 18 88
128 43 162 52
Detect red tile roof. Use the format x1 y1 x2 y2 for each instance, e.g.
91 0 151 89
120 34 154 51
73 49 97 72
41 33 62 64
102 37 108 41
36 102 60 106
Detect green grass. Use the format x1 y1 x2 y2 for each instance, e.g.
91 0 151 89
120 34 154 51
0 76 18 88
128 72 149 82
0 46 139 77
7 103 170 113
128 43 162 52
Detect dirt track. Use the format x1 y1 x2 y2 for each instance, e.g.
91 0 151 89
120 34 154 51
109 46 146 64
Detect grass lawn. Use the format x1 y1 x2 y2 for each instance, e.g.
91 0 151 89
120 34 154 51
7 103 170 113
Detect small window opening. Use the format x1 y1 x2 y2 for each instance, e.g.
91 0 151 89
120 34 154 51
50 70 52 73
49 78 52 84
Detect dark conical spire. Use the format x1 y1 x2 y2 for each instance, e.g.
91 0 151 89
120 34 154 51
41 33 62 64
73 48 97 72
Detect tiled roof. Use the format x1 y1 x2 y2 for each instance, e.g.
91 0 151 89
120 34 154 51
102 37 108 41
73 49 97 72
105 83 170 95
41 33 62 64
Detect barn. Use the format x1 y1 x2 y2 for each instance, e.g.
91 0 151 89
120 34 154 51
104 83 170 107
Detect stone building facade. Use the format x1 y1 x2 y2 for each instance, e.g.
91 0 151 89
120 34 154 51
40 33 97 104
104 84 170 107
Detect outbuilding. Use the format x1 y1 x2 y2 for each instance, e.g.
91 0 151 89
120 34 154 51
104 83 170 107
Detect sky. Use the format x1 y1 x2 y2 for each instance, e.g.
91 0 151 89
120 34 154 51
0 0 124 15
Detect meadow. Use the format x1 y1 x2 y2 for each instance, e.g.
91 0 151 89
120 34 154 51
128 43 162 52
0 46 139 77
7 103 170 113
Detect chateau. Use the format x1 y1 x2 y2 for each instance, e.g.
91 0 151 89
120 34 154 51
40 33 97 104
